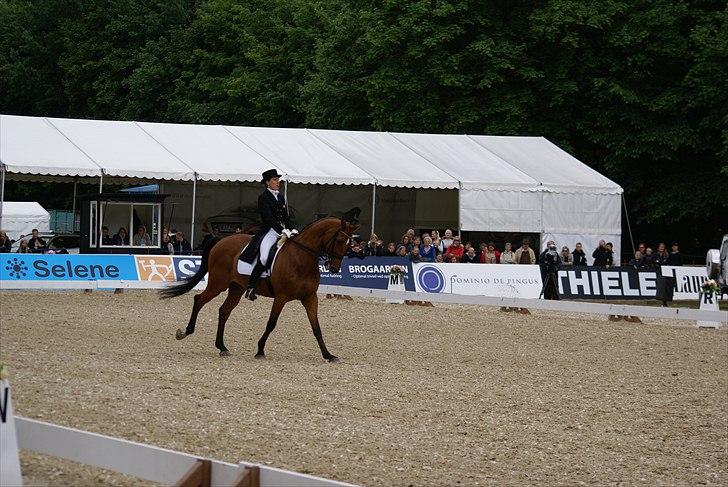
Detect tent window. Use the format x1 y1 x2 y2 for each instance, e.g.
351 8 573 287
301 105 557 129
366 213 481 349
99 202 161 248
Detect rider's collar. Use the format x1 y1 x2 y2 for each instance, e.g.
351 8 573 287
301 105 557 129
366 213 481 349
267 188 280 197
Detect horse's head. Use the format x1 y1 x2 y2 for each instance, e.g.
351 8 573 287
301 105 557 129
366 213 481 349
325 207 361 273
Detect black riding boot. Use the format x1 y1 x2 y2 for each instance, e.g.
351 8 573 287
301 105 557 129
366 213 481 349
245 261 265 301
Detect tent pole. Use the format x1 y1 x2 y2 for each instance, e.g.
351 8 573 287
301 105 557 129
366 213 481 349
0 165 6 230
456 184 461 237
99 172 103 193
72 178 77 213
370 183 377 236
622 193 635 253
190 175 197 250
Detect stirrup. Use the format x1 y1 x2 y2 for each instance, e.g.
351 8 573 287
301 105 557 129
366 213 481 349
244 287 257 301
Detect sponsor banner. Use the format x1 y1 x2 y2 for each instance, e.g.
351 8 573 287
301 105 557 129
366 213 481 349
1 254 137 281
412 263 543 298
319 257 414 291
557 266 708 300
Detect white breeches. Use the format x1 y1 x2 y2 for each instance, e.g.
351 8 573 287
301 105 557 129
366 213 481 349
259 228 280 266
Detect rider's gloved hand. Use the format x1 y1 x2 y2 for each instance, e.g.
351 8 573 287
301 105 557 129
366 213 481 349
281 228 293 238
291 229 299 236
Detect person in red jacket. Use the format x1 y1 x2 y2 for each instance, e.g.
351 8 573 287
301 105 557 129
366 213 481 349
444 236 464 262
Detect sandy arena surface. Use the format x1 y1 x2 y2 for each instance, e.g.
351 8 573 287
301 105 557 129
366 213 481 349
1 290 726 486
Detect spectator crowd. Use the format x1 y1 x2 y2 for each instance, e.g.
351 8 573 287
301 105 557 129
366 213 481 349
344 228 685 268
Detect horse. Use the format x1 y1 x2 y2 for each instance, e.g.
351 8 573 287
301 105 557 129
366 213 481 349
159 209 361 361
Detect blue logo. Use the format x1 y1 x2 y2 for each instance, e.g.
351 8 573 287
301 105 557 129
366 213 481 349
5 258 29 279
417 265 446 293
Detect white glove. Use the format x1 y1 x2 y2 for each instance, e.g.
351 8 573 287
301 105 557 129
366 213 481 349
291 229 299 236
281 229 293 238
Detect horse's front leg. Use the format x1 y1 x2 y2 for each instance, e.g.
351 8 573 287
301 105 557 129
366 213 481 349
301 293 337 362
256 296 287 359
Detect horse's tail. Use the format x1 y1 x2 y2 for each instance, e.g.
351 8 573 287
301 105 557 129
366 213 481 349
158 236 222 299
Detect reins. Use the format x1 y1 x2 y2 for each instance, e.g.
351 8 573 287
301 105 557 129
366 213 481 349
287 224 353 268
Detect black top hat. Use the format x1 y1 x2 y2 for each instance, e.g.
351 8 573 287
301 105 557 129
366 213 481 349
261 169 283 184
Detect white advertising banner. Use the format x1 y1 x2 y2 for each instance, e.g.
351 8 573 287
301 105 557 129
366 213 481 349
659 266 709 300
412 263 542 298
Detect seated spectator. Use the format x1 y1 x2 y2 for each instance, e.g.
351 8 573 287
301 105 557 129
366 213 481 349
383 242 397 257
438 228 454 253
398 234 413 253
173 231 192 255
408 246 421 262
668 242 683 266
396 245 408 258
0 231 11 252
641 247 655 270
605 242 615 266
365 233 384 256
444 236 464 261
628 250 643 269
435 254 444 263
27 229 46 250
160 228 174 254
114 227 130 245
16 239 30 253
572 242 587 266
560 246 574 266
480 242 500 264
462 247 479 263
463 241 473 254
346 241 365 259
101 226 114 246
592 240 610 267
419 236 436 262
412 236 422 250
500 242 516 264
514 239 536 264
133 225 152 246
448 255 459 263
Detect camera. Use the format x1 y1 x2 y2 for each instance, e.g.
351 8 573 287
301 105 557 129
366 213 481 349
543 247 559 269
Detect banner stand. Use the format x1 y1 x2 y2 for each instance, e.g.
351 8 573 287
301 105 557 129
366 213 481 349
697 291 722 328
386 270 405 304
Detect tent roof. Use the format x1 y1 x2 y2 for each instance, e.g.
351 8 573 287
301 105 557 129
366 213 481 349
391 132 540 190
468 136 622 194
310 129 459 189
224 126 374 185
1 201 50 218
0 115 102 177
48 118 195 181
137 122 271 182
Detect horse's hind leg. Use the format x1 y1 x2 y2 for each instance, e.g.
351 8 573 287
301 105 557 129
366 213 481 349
176 285 225 340
301 293 337 362
255 296 287 359
215 283 244 356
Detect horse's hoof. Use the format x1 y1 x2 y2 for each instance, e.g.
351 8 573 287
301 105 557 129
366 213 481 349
254 353 266 360
175 329 187 340
219 350 231 357
326 355 339 363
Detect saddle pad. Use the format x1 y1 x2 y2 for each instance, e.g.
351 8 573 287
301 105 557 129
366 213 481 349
237 242 281 277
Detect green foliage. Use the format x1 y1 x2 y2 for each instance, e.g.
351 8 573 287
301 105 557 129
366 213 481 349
1 0 726 251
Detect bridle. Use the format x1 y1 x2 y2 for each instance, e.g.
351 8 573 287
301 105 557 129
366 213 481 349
288 227 353 269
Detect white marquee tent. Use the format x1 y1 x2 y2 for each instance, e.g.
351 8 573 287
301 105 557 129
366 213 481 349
0 114 623 261
0 201 50 241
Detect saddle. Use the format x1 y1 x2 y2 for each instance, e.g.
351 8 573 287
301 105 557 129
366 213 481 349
236 235 287 278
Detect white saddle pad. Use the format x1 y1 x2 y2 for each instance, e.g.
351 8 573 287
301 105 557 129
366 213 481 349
237 243 281 277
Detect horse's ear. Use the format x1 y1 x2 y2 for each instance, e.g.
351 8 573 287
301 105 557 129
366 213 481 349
341 207 361 226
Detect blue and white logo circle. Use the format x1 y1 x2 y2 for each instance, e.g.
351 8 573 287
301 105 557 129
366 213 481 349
417 265 446 293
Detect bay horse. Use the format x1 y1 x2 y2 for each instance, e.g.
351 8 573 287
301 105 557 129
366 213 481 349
159 209 360 361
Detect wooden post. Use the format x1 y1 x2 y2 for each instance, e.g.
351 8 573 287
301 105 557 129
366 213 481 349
233 466 260 487
174 459 211 487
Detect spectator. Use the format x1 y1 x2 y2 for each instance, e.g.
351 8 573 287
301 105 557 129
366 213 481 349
668 242 683 266
405 228 416 241
448 255 459 263
641 247 655 270
653 242 670 268
27 229 46 250
412 236 422 251
592 240 610 267
419 236 436 262
430 230 441 251
605 242 615 266
114 227 129 246
160 228 174 254
462 247 479 263
383 242 397 257
435 254 444 263
133 225 152 246
438 228 455 253
173 231 192 255
480 242 500 264
365 233 384 256
16 239 31 253
396 246 408 258
560 246 574 266
408 246 421 262
101 226 114 246
444 236 464 261
463 241 473 254
637 242 646 255
346 241 365 259
572 242 587 266
514 239 536 264
628 250 643 269
398 234 413 253
500 242 516 264
0 231 11 252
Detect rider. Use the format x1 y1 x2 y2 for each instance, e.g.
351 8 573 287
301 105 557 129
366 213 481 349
240 169 292 301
